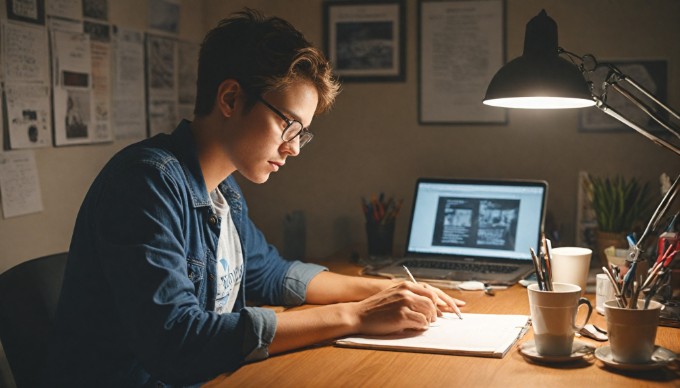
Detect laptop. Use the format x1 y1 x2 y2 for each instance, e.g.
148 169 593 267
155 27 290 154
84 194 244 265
367 178 548 286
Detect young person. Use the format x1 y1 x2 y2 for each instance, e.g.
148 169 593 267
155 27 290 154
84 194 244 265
45 9 464 387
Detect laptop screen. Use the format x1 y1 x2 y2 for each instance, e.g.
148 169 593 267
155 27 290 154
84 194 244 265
405 178 547 262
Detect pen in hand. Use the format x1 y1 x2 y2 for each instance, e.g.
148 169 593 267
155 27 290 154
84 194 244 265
403 265 463 320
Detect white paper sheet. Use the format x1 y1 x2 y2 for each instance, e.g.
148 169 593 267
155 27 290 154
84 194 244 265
47 0 82 20
112 27 147 139
0 151 44 218
419 0 505 123
147 34 177 135
1 20 50 84
5 83 52 149
336 313 530 358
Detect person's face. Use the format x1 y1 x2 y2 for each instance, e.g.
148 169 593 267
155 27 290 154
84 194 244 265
227 80 318 184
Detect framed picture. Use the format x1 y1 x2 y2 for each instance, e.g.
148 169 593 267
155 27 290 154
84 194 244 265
323 0 405 82
418 0 506 124
579 59 668 132
6 0 45 25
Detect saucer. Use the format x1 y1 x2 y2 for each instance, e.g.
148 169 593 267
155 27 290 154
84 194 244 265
594 345 677 371
519 340 595 363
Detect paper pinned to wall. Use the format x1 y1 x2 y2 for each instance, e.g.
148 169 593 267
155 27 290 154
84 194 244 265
5 83 53 149
112 27 147 139
146 34 177 136
0 151 44 218
47 0 82 20
1 20 50 84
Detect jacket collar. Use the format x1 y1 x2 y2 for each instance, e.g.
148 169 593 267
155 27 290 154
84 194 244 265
170 119 212 209
170 119 243 210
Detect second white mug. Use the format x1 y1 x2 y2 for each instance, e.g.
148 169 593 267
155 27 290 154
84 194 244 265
550 247 592 294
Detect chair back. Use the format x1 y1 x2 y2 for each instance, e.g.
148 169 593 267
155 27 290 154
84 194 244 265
0 253 68 388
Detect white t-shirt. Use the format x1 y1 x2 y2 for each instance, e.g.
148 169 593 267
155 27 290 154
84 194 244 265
209 189 244 314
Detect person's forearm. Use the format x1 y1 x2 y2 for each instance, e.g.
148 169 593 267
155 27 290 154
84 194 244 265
269 278 465 355
304 271 396 304
268 303 358 355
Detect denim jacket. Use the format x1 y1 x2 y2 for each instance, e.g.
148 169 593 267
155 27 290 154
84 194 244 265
45 120 326 387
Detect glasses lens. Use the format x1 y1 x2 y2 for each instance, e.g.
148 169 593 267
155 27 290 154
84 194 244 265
282 121 303 142
281 121 313 148
299 131 313 148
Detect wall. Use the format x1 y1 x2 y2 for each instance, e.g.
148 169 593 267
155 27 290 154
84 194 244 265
0 1 206 386
203 0 679 259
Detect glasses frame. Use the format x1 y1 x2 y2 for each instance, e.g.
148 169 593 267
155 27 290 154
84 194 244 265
256 96 313 148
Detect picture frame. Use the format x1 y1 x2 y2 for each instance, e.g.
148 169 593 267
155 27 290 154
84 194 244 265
579 59 668 132
6 0 45 25
418 0 506 125
323 0 405 82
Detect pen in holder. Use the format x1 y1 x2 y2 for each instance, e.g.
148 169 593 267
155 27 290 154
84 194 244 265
362 193 402 264
366 222 395 258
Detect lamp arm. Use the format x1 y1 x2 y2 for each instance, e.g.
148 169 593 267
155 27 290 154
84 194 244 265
619 75 680 124
593 98 680 156
611 81 680 140
634 174 680 258
559 50 680 156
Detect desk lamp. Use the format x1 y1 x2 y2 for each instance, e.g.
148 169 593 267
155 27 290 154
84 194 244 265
482 9 679 260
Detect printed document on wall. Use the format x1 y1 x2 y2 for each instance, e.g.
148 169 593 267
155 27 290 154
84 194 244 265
47 0 82 20
51 29 109 145
84 20 114 143
0 20 50 84
112 27 147 139
5 83 52 149
146 34 177 135
0 151 44 218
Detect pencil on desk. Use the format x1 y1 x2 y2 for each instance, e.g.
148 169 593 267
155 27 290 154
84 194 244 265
402 265 463 320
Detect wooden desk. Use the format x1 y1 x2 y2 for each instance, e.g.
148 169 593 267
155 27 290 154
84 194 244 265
206 254 680 387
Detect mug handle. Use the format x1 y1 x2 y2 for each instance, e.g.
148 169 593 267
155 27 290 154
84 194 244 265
574 297 593 330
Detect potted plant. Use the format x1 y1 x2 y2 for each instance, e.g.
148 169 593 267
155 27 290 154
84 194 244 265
585 174 652 266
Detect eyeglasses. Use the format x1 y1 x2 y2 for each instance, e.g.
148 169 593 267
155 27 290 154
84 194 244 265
256 96 313 148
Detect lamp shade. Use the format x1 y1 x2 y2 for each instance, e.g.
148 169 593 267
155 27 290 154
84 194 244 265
483 10 595 109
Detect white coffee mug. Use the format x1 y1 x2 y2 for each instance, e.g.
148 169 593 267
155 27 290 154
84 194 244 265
550 247 592 294
528 283 593 356
596 273 616 315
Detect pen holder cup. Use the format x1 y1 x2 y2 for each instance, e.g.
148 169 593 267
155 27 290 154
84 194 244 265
366 222 395 262
604 300 661 364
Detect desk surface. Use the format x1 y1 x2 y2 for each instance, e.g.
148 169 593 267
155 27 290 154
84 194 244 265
206 252 680 388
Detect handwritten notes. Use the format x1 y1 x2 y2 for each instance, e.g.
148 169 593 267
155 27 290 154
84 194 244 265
0 151 44 218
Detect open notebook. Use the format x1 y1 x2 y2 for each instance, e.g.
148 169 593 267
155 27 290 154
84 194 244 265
335 313 530 358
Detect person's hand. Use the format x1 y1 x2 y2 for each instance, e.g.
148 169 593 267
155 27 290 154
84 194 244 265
375 278 465 316
350 281 465 335
418 281 465 316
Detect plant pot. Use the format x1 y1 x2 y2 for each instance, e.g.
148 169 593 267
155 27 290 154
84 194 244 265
595 231 627 268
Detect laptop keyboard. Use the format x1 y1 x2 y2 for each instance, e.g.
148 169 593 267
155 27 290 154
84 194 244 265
402 259 519 274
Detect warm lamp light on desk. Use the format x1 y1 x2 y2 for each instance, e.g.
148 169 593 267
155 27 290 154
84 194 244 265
482 9 679 262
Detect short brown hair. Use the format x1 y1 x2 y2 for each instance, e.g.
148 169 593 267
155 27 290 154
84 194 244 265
194 9 340 116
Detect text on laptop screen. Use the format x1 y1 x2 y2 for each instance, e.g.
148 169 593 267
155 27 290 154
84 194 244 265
406 181 545 261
